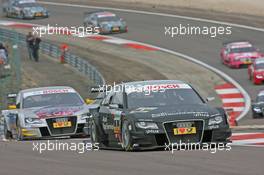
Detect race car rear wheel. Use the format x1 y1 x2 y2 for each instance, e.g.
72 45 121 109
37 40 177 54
121 120 133 151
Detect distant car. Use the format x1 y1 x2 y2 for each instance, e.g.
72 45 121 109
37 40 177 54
251 90 264 118
2 0 49 19
220 41 263 68
83 11 127 34
88 80 231 151
2 86 91 140
248 57 264 84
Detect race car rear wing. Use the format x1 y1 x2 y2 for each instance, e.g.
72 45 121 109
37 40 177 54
7 93 17 98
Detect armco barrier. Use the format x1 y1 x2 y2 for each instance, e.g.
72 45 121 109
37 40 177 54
0 28 105 86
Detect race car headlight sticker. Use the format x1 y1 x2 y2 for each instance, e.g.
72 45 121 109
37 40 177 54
25 118 43 125
234 57 240 61
208 116 223 125
135 122 158 129
253 107 261 113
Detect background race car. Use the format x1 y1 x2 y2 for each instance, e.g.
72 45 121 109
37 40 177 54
220 41 263 68
83 11 127 34
2 86 91 140
248 57 264 84
89 80 231 151
251 90 264 118
2 0 49 19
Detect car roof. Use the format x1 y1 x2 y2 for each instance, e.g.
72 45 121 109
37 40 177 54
20 86 76 94
121 80 187 86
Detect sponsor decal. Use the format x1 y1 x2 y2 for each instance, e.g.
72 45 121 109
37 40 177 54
145 130 159 134
130 107 157 114
151 112 210 118
35 107 81 119
23 89 76 98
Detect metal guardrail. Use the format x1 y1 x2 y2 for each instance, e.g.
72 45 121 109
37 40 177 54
0 28 105 86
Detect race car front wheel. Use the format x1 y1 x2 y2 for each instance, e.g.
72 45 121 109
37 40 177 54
4 120 12 139
16 120 24 141
121 120 133 151
90 120 99 144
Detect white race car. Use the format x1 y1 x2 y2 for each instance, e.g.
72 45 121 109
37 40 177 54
2 86 92 140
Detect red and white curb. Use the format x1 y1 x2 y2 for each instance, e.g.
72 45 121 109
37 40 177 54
231 132 264 146
215 83 245 126
0 20 248 124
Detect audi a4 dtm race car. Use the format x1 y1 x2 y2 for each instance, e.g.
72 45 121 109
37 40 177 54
251 90 264 118
88 80 231 151
2 0 49 19
83 11 127 34
220 41 263 68
2 86 91 140
248 58 264 85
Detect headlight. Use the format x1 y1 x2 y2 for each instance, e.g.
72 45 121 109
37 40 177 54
135 122 158 129
25 118 43 124
256 75 263 79
253 106 261 113
208 116 223 125
80 113 91 120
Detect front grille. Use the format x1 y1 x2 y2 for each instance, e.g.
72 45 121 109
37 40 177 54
46 116 77 136
163 120 204 144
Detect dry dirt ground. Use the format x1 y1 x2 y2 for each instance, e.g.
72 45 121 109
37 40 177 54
20 47 93 98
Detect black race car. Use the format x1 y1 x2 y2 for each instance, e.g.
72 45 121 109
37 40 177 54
251 90 264 118
88 80 231 151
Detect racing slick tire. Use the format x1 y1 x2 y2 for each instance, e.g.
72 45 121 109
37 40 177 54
15 119 24 141
4 120 12 139
90 119 101 146
252 112 262 119
121 120 134 151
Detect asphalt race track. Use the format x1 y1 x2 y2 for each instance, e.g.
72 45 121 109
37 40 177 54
0 2 264 175
0 139 263 175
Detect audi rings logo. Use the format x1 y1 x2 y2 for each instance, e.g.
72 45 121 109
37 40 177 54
174 122 193 128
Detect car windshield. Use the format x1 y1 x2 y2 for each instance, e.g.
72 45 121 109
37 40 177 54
257 95 264 102
127 89 204 109
230 47 256 53
255 63 264 70
18 3 39 8
98 16 119 23
23 93 84 108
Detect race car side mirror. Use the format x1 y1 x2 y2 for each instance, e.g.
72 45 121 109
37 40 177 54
85 98 94 105
8 105 17 110
109 104 119 109
206 97 215 102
